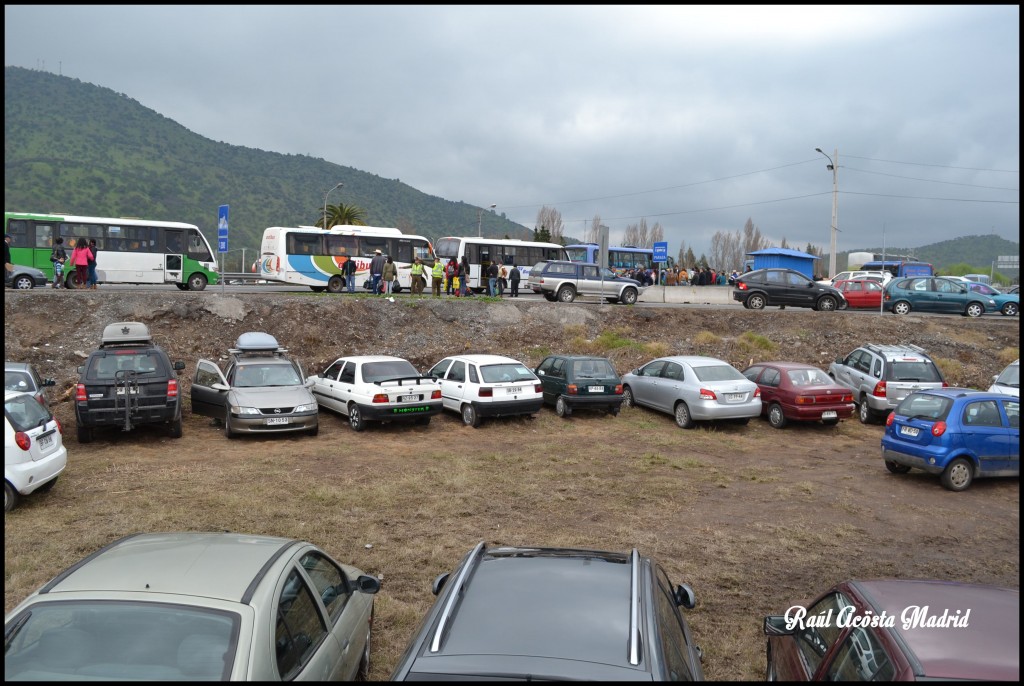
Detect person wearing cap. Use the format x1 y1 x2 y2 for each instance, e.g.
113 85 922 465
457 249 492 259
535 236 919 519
410 257 425 296
4 233 14 284
431 257 444 297
369 248 386 295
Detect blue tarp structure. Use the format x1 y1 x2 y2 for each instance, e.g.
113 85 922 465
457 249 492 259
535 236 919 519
744 248 821 279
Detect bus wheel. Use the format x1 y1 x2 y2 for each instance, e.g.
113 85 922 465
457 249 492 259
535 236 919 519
66 273 81 289
187 273 208 291
327 276 344 293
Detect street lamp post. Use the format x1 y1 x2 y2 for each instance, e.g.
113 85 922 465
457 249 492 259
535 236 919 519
323 182 344 230
477 203 496 237
815 147 839 278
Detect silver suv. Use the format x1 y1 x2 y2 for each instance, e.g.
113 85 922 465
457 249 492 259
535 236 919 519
527 260 644 304
828 344 947 424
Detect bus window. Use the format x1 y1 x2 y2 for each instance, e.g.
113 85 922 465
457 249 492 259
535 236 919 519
34 223 54 248
6 219 29 248
287 232 321 255
413 240 433 262
394 239 414 263
188 230 214 261
360 236 388 256
325 234 357 256
165 230 185 254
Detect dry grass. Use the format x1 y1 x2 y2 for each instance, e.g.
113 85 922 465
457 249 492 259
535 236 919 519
4 404 1018 681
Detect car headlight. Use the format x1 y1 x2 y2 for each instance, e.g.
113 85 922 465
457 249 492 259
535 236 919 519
988 299 996 305
232 406 261 415
294 403 317 413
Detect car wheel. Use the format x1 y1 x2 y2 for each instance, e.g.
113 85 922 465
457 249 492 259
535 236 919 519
621 287 638 305
36 476 58 493
557 285 576 303
858 400 875 424
461 403 481 428
224 410 237 439
885 460 911 474
168 415 183 438
327 276 344 293
555 396 571 418
1002 302 1019 316
964 302 985 318
77 425 94 443
816 295 837 311
892 300 912 315
13 275 34 289
941 457 974 491
768 403 787 429
822 417 840 426
357 604 374 680
348 404 366 432
674 401 695 429
746 293 766 310
4 481 18 513
621 386 634 408
187 273 208 291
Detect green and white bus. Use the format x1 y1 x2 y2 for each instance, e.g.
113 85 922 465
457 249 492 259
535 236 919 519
4 212 220 290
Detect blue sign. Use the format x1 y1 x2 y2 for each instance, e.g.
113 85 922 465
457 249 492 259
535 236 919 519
652 241 668 263
217 205 229 252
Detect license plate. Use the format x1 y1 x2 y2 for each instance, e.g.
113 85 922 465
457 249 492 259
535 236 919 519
115 387 139 395
727 393 745 402
900 426 920 437
265 417 290 426
821 411 837 419
38 434 54 449
400 394 419 402
506 387 523 394
588 386 604 393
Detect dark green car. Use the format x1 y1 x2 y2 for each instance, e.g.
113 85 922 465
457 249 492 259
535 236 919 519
534 355 623 417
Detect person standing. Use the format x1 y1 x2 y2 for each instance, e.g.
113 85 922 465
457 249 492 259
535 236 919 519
4 234 13 285
343 255 357 293
486 260 498 296
369 249 386 295
87 239 99 289
445 257 457 295
70 238 92 289
431 257 444 297
50 237 68 289
459 256 471 297
382 255 397 295
410 257 425 295
498 263 508 297
509 264 521 298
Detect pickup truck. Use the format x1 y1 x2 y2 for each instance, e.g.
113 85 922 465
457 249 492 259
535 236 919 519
527 260 645 304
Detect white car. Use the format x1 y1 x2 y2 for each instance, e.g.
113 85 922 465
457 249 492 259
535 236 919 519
988 359 1019 397
620 356 762 428
5 390 67 512
827 270 892 286
426 354 544 427
311 355 443 431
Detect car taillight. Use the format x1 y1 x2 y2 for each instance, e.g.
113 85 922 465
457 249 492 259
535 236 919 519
795 395 815 405
534 383 543 393
931 421 947 437
754 387 761 398
371 393 389 403
15 431 31 451
56 419 63 435
614 384 623 395
167 379 179 398
431 389 441 399
699 388 717 400
843 393 853 403
34 394 45 405
479 387 493 397
75 383 88 401
886 412 895 427
941 381 949 388
872 381 887 397
567 384 578 395
737 282 748 290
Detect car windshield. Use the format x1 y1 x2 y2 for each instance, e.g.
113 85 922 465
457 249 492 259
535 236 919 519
895 394 953 421
692 364 745 382
5 393 52 431
480 363 537 383
571 359 617 378
363 360 419 383
90 353 163 380
3 600 239 681
786 368 834 386
995 364 1020 387
888 361 942 382
232 363 301 387
5 370 34 393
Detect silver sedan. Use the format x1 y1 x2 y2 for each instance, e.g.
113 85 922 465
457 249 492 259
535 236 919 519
621 355 762 428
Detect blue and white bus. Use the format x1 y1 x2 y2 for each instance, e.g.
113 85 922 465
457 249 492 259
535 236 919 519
564 243 673 276
433 237 568 292
860 260 934 278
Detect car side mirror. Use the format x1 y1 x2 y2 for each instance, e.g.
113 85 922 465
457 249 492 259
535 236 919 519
303 377 315 388
431 572 450 596
992 374 998 383
835 357 843 365
537 370 545 376
674 583 696 610
212 382 230 392
807 281 815 287
77 365 84 374
764 615 796 636
356 575 381 595
631 369 639 375
173 361 186 371
42 378 56 387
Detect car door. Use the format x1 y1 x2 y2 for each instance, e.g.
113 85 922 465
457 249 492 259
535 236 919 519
440 360 469 410
579 264 601 299
191 359 228 418
756 366 782 410
273 563 343 681
534 356 558 404
543 357 567 404
961 400 1012 475
312 360 346 414
632 360 667 409
654 362 686 413
333 362 357 416
784 271 818 307
931 278 965 313
767 592 848 681
296 549 369 681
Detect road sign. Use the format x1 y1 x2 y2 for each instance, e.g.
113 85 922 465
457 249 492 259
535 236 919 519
652 241 668 263
217 205 229 253
598 226 610 270
218 237 228 252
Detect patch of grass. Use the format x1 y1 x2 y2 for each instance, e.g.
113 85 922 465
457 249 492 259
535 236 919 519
997 347 1019 365
736 331 777 356
933 357 965 386
694 331 721 346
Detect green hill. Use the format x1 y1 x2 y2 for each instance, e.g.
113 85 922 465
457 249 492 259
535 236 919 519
840 234 1019 275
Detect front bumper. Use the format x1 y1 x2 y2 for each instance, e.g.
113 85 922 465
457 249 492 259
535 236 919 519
229 411 318 434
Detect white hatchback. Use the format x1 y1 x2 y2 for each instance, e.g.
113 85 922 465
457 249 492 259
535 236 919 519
988 359 1019 397
426 354 544 427
5 390 67 512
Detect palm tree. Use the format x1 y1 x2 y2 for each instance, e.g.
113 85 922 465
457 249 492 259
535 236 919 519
317 203 368 229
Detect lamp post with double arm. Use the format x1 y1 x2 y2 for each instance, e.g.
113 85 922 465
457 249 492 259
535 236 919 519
477 204 496 237
323 182 344 230
815 148 838 278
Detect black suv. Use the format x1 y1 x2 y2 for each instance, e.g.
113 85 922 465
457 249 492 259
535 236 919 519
391 542 705 681
733 268 846 311
74 322 186 443
535 354 624 417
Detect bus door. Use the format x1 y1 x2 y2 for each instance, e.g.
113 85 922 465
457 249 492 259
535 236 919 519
31 221 59 272
163 229 186 284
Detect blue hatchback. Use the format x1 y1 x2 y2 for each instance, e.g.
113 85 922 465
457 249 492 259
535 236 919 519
881 388 1019 491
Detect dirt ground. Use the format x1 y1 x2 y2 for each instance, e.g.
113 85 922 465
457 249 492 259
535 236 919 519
4 290 1020 679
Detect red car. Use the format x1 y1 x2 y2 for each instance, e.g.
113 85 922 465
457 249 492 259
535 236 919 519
764 579 1019 681
833 278 885 309
741 361 854 428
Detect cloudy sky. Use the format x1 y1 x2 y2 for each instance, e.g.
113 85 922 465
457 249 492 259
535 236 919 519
5 5 1020 260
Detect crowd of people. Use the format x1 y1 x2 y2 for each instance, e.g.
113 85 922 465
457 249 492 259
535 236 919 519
621 265 742 287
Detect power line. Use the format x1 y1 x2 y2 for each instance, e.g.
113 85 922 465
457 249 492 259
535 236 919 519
842 154 1018 174
842 165 1019 191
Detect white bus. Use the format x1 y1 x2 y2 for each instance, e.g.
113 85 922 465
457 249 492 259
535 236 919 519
432 237 569 292
258 225 436 293
4 211 220 290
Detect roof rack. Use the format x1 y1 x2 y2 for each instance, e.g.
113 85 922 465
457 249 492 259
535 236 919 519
99 322 153 348
865 343 927 356
430 540 486 653
629 548 641 666
228 332 288 358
